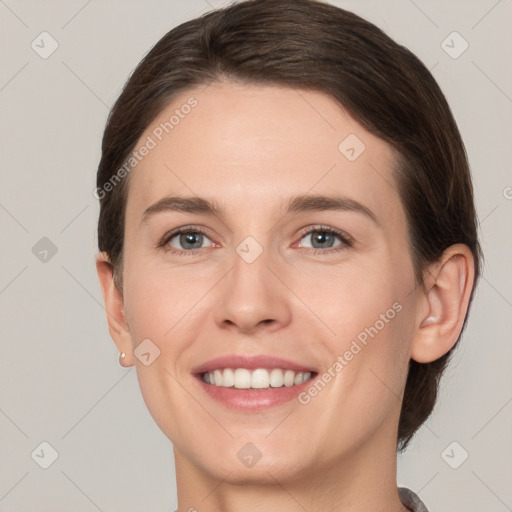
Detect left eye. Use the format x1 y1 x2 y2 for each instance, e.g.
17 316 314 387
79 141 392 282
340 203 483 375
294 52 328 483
299 228 348 250
167 230 213 251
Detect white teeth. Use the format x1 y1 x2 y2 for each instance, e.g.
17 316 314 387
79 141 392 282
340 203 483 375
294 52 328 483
269 368 284 387
283 370 295 387
202 368 314 389
214 369 223 386
251 368 270 389
234 368 251 389
223 368 235 387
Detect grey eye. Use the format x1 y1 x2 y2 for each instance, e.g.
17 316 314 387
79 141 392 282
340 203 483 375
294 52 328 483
300 230 342 249
169 231 212 250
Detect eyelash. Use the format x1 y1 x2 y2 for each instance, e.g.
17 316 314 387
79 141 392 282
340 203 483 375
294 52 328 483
158 224 353 256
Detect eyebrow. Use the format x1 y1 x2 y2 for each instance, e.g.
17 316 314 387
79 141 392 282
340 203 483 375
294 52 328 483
140 194 379 227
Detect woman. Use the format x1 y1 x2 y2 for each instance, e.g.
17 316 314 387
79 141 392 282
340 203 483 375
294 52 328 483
95 1 481 510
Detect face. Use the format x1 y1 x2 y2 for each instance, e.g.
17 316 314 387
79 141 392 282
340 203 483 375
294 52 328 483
119 80 419 484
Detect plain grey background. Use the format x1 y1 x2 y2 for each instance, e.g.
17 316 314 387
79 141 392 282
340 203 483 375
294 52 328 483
0 0 511 510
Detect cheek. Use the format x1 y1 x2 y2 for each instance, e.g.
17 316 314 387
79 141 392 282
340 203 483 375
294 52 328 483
122 267 202 444
310 299 413 453
122 260 213 343
306 260 414 401
298 260 407 340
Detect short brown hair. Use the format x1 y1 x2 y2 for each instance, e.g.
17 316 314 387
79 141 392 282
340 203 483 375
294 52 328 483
96 0 482 452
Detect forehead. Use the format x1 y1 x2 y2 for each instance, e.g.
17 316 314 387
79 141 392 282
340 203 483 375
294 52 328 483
125 80 402 225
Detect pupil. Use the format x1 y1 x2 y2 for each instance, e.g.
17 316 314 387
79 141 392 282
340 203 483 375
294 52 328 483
313 231 332 248
182 232 202 249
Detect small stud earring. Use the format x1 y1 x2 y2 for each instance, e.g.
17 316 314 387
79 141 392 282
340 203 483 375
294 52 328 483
119 352 126 365
421 316 436 327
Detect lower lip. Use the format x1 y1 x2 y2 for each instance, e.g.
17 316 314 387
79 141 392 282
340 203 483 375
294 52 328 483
194 374 317 411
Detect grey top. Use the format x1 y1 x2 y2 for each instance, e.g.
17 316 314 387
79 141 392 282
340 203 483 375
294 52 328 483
171 487 429 511
398 487 430 511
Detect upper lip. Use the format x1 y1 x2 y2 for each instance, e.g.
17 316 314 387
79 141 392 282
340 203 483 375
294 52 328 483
192 355 317 375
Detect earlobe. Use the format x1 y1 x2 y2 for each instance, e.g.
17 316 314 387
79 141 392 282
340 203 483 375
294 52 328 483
96 252 134 367
411 244 475 363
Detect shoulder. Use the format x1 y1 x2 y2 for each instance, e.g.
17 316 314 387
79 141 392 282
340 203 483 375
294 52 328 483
398 487 430 512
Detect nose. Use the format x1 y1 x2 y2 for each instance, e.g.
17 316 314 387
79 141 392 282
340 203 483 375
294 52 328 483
213 243 293 335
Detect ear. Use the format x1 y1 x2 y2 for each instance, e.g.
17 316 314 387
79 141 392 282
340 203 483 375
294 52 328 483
411 244 475 363
96 252 134 367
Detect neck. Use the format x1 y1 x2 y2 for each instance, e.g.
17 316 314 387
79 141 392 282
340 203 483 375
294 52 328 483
174 414 404 512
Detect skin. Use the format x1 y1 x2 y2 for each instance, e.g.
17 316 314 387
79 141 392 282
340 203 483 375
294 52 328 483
96 80 474 512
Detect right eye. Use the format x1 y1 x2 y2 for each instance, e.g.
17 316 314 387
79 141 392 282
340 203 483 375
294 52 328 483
160 227 215 254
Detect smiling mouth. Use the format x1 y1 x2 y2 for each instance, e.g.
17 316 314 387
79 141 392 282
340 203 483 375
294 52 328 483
199 368 317 389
